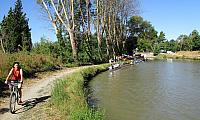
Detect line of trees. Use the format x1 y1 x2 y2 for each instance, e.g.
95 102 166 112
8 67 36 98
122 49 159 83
127 16 166 55
36 0 139 63
175 30 200 51
1 0 199 64
127 16 200 55
0 0 32 53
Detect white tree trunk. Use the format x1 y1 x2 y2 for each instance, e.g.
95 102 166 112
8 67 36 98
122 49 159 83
96 0 101 48
0 37 6 53
68 28 77 61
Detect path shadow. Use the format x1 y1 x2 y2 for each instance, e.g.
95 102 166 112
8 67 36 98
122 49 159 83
0 81 10 98
0 108 9 114
14 95 51 114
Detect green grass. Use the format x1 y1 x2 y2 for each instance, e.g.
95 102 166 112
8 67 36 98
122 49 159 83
155 53 200 62
154 54 167 60
51 64 109 120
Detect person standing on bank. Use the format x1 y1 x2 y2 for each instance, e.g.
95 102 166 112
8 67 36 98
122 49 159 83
5 62 23 104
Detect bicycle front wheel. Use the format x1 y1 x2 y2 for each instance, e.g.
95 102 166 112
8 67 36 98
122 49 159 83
10 92 16 114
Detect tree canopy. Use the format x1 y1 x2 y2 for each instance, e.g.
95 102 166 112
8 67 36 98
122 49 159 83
0 0 32 53
127 16 200 55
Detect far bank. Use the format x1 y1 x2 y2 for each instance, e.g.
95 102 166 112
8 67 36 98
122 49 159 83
137 51 200 61
155 51 200 60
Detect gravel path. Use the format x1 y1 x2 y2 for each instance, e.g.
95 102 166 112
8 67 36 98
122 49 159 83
0 67 86 120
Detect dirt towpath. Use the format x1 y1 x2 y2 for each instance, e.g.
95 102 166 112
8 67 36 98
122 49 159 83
0 66 87 120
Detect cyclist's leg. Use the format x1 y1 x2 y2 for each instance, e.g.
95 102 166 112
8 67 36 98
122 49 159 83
18 88 23 103
18 81 23 103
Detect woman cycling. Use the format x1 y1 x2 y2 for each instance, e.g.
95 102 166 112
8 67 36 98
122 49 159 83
5 62 23 104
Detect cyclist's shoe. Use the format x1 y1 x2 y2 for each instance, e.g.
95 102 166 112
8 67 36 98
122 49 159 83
18 100 23 105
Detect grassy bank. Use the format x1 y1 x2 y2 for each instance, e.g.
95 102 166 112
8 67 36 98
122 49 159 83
155 51 200 61
51 64 109 120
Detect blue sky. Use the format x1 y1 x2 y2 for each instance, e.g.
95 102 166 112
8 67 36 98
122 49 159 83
140 0 200 40
1 0 200 43
0 0 56 43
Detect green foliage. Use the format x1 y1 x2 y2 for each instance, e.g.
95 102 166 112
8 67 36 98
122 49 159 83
157 31 166 43
70 107 104 120
127 16 200 53
173 30 200 51
51 64 109 119
0 51 61 80
153 44 160 56
155 54 167 60
56 29 74 63
190 30 200 50
128 16 158 52
166 40 178 52
0 0 32 53
77 35 106 64
33 35 107 65
125 37 137 55
33 36 74 64
155 30 200 52
33 37 54 55
137 38 152 52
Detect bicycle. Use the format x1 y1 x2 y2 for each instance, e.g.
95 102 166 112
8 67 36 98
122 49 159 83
9 81 21 114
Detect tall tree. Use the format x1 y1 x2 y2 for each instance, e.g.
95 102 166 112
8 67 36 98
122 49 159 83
37 0 138 62
37 0 79 62
128 16 158 52
189 30 200 50
176 34 189 51
1 9 17 53
157 31 166 43
0 0 32 53
0 25 6 53
98 0 138 57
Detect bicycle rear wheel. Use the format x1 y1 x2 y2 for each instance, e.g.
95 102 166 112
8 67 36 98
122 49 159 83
10 92 16 114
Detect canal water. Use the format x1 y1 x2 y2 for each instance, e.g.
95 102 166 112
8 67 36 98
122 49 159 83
89 60 200 120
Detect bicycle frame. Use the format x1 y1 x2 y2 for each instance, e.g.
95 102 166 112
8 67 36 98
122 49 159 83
11 84 19 99
9 81 20 113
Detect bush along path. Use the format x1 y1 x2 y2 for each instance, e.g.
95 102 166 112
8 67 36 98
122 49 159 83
0 64 109 120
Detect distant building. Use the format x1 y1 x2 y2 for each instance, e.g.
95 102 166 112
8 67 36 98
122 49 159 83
160 49 167 53
167 51 175 54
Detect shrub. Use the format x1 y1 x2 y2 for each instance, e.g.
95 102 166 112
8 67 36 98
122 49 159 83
0 51 61 81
